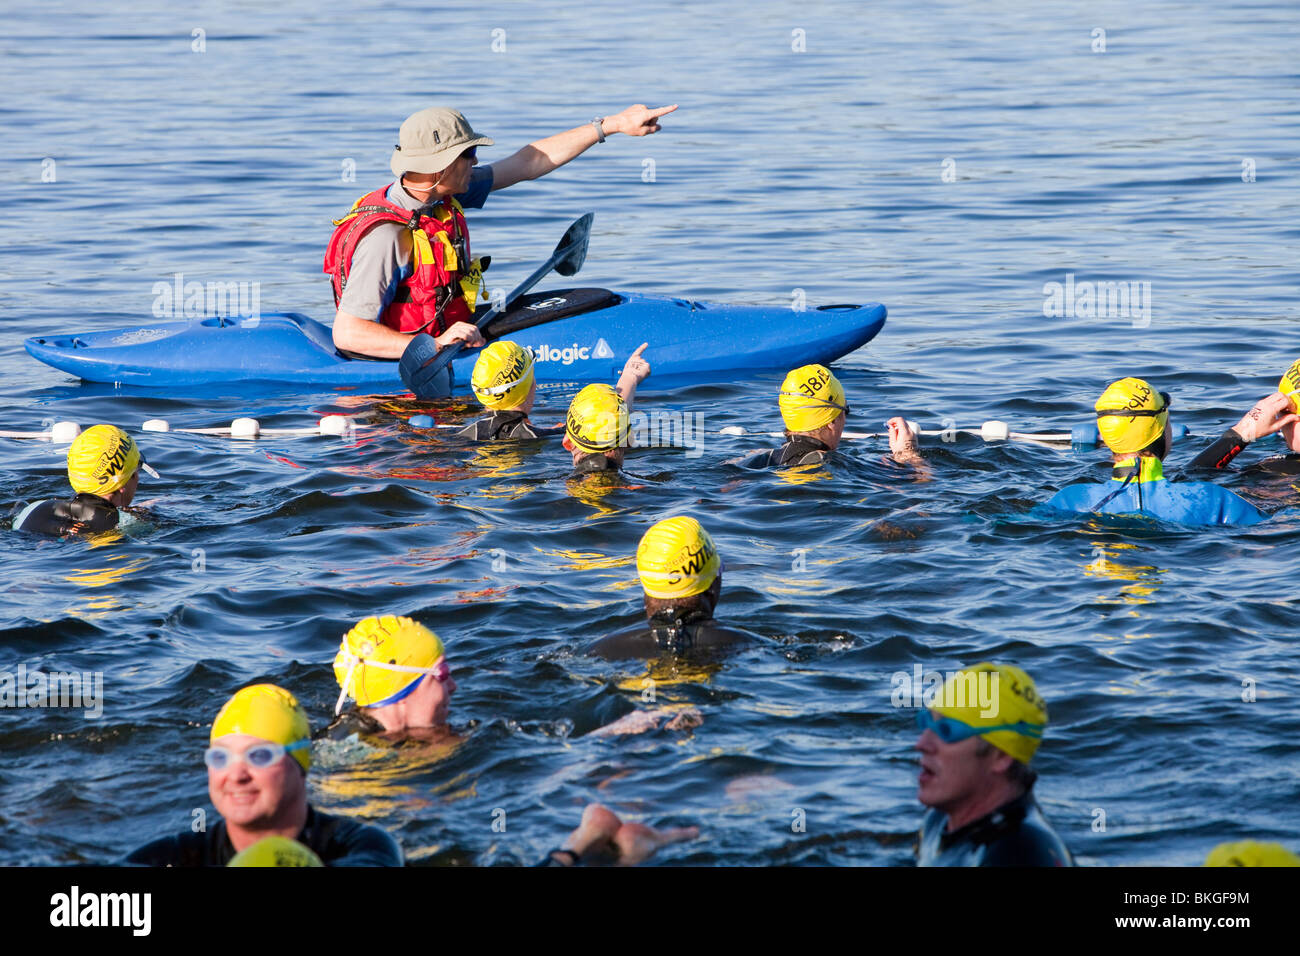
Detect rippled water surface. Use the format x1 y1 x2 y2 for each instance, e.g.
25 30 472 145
1 0 1298 866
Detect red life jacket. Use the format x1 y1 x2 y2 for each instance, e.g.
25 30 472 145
323 184 486 336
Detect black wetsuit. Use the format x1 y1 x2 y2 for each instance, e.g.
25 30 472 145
917 782 1073 867
124 806 402 867
12 493 119 537
314 708 388 742
1187 428 1300 474
457 411 543 441
571 454 622 475
743 436 831 468
586 610 764 660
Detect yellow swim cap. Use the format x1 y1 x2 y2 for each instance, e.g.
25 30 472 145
565 384 629 452
929 663 1047 765
778 365 847 433
67 425 141 496
228 835 324 867
211 684 312 771
1278 357 1300 414
636 517 722 599
333 615 445 712
1095 378 1169 455
1205 840 1300 867
471 341 535 410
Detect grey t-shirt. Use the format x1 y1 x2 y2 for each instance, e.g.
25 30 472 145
336 166 494 322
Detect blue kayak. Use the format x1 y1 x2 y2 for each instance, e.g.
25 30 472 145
24 288 886 390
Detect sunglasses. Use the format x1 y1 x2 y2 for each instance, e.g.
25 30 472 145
204 739 309 771
459 148 477 164
914 709 1043 744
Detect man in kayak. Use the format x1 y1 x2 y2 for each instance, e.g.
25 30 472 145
320 615 457 740
914 663 1073 867
12 425 157 537
326 104 677 361
1186 357 1300 474
586 516 764 660
742 364 850 467
1040 377 1267 525
127 684 402 866
458 340 556 441
564 344 651 472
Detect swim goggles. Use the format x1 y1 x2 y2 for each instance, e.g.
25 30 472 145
476 347 537 396
333 654 451 716
1096 391 1171 419
204 739 309 771
915 709 1043 744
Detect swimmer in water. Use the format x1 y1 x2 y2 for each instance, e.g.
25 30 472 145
1186 357 1300 474
1204 840 1300 866
1041 377 1267 526
586 516 766 660
563 343 651 473
126 684 402 866
459 340 558 441
540 803 699 866
741 364 849 467
914 663 1072 867
12 425 158 537
320 615 458 740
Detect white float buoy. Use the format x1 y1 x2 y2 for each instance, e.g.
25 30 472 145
142 419 171 432
230 417 261 439
318 415 352 436
50 421 83 444
980 420 1011 442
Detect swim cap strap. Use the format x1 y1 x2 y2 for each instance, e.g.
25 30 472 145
333 652 447 715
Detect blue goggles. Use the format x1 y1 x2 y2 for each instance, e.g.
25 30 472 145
915 709 1044 745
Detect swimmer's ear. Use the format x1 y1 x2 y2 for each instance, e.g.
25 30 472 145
562 435 574 452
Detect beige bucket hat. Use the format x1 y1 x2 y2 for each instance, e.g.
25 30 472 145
390 107 494 176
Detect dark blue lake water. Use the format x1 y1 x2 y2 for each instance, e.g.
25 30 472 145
1 0 1297 865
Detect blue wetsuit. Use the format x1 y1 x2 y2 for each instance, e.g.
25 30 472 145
1041 456 1267 527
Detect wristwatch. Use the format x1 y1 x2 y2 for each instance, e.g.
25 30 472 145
591 117 606 143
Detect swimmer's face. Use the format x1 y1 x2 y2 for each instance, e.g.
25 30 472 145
914 712 1005 812
826 410 846 450
208 733 307 831
409 669 457 727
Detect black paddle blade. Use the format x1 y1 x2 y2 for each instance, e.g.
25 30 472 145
554 212 593 277
399 333 454 400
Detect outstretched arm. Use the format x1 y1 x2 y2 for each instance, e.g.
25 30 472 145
489 104 678 191
1186 392 1299 470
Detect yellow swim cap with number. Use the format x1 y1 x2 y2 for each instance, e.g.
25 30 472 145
471 341 535 410
67 425 141 496
565 384 629 452
1205 841 1300 867
333 616 445 710
1095 378 1169 454
211 684 312 771
929 663 1047 765
228 836 324 867
778 365 847 433
1278 358 1300 414
636 516 722 599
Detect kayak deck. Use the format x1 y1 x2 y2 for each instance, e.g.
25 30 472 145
25 289 887 390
